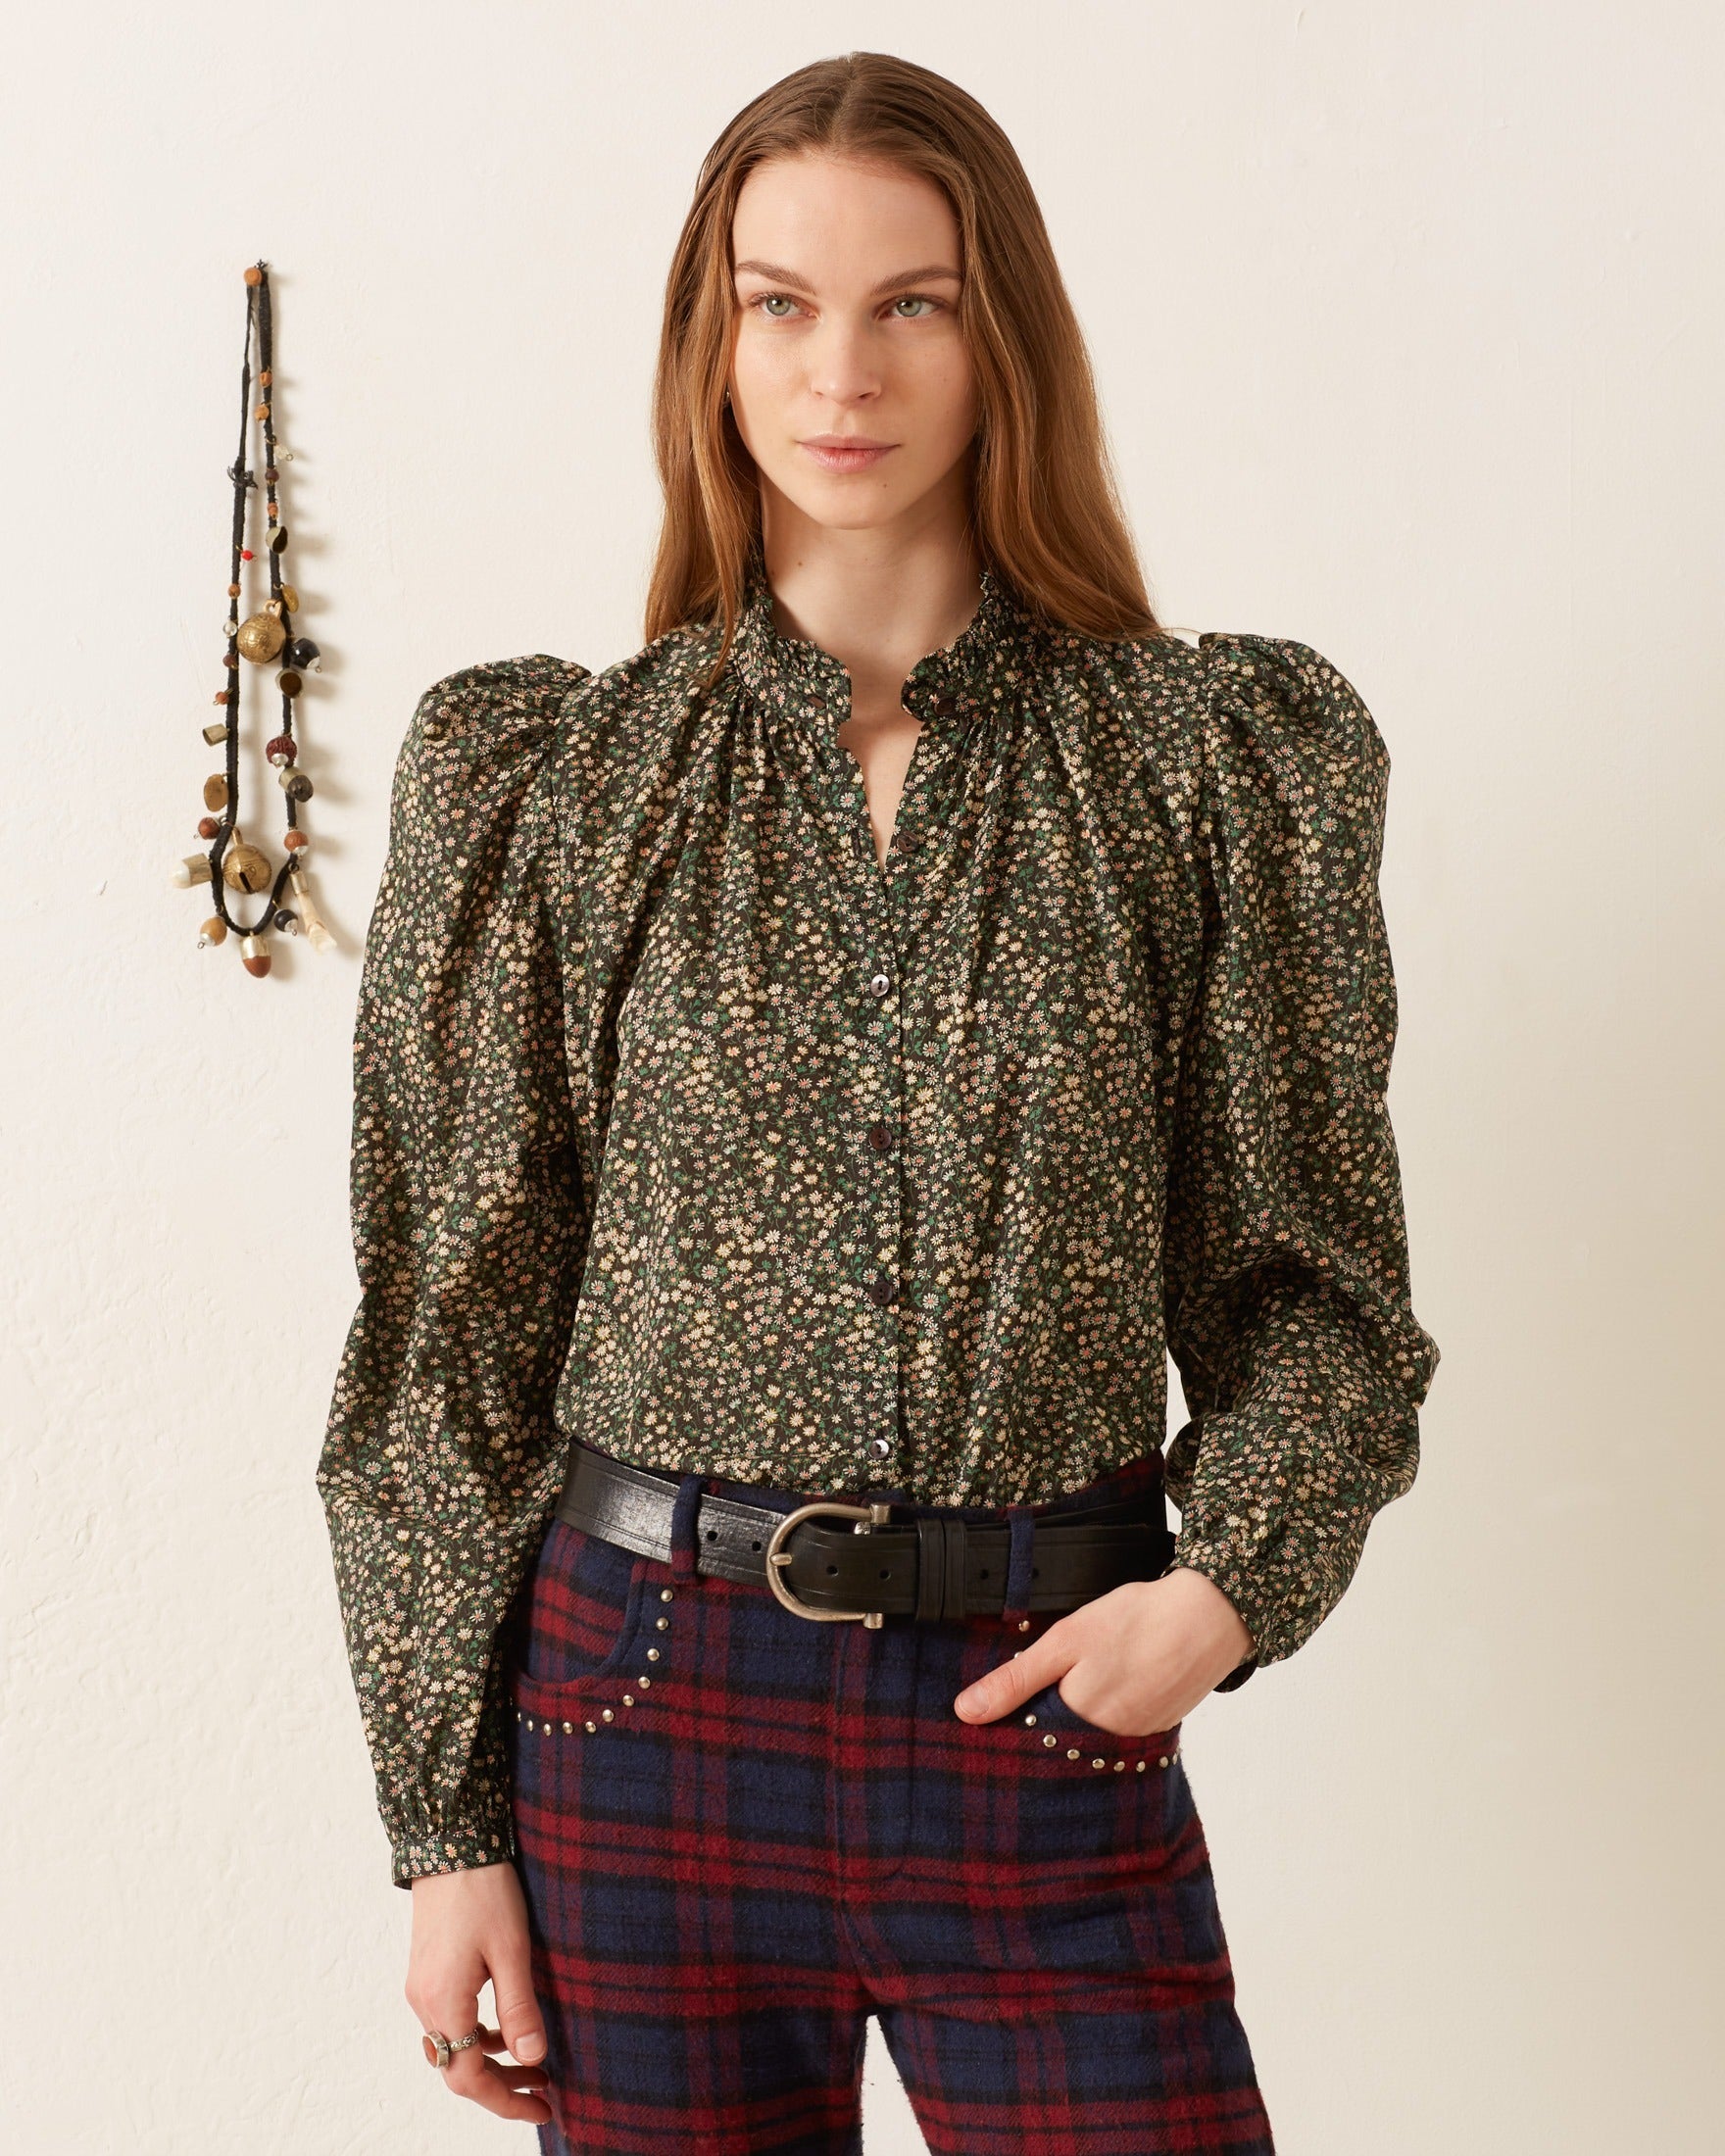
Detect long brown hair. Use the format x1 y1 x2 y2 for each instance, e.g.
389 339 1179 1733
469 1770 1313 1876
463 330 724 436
644 51 1167 685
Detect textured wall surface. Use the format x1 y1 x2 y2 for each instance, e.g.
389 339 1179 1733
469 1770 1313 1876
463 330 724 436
3 3 1721 2151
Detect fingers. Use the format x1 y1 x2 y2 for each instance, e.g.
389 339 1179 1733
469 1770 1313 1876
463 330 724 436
417 2006 554 2126
489 1927 551 2071
953 1633 1063 1722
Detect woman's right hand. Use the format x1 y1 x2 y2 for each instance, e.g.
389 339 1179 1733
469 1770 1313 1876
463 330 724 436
405 1860 554 2129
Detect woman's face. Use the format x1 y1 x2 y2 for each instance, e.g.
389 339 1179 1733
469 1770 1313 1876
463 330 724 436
727 151 978 542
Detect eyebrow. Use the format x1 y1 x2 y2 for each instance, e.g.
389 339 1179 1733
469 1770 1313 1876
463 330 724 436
732 260 963 297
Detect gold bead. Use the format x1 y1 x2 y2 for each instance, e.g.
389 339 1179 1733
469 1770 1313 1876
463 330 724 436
621 1694 634 1706
1112 1760 1125 1771
1017 1618 1029 1631
1091 1758 1105 1770
647 1647 661 1660
1023 1712 1036 1726
601 1708 615 1722
236 610 287 663
637 1674 651 1688
655 1616 669 1630
1136 1759 1146 1772
584 1720 597 1734
1042 1734 1057 1748
562 1722 573 1735
222 839 271 893
516 1710 523 1722
523 1718 535 1732
1066 1748 1080 1760
661 1588 674 1601
1158 1755 1169 1767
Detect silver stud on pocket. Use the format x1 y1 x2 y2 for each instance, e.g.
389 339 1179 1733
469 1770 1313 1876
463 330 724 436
516 1576 679 1738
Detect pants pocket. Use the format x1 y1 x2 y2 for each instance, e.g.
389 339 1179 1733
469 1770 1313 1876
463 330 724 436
511 1519 652 1695
1018 1673 1184 1765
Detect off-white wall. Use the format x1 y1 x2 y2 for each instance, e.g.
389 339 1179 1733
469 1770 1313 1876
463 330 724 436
4 4 1720 2150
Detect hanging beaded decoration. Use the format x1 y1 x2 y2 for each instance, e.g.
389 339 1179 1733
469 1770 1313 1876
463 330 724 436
172 259 334 975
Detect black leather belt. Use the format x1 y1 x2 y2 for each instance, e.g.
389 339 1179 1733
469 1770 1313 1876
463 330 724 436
553 1439 1176 1628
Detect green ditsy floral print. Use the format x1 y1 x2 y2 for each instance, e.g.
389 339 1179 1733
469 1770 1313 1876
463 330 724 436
317 556 1440 1887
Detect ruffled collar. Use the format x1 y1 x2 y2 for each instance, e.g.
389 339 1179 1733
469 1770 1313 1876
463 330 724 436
729 553 1043 743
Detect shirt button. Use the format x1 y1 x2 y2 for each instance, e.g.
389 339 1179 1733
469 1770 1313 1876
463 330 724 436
867 1119 891 1152
869 971 891 997
869 1272 897 1306
930 693 959 717
869 1437 893 1458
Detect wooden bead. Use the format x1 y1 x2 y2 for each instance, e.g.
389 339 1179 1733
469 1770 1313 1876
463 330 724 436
243 266 263 285
259 368 271 387
203 773 229 810
227 582 241 599
253 402 270 421
275 670 302 698
197 816 220 839
283 828 309 851
198 915 227 948
238 934 271 976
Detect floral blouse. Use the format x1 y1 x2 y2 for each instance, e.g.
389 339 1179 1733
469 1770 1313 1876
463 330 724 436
317 556 1441 1887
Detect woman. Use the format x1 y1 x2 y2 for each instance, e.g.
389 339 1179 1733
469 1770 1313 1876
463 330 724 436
318 51 1440 2154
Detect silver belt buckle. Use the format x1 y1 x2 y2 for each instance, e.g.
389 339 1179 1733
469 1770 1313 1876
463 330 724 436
764 1498 895 1627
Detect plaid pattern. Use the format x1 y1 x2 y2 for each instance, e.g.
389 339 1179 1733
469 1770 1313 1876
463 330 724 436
506 1446 1274 2153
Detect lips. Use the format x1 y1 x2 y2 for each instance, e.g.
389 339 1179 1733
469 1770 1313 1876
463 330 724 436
800 441 897 473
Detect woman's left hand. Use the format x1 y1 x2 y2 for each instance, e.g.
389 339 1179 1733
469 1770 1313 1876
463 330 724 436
952 1567 1255 1735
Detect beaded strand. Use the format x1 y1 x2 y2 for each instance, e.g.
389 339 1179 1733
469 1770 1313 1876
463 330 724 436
172 259 334 973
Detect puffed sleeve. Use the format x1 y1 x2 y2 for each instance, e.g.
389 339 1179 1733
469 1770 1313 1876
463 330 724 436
316 653 592 1888
1162 634 1441 1690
